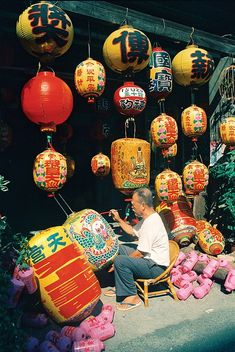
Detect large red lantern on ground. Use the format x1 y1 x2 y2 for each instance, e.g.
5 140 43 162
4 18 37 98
21 71 73 133
181 104 207 142
150 113 178 148
113 81 146 117
183 160 209 195
219 116 235 147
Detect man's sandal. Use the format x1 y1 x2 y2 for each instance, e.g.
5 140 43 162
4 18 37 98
104 288 116 297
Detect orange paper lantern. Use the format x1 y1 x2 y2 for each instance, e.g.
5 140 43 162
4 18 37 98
155 169 182 203
91 152 110 177
219 116 235 147
181 104 207 142
198 226 225 255
150 113 178 148
183 160 209 195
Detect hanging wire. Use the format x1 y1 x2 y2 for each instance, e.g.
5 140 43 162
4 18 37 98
46 134 53 149
58 193 74 213
162 18 166 33
187 27 195 46
120 7 129 26
53 195 70 217
125 117 136 138
87 21 91 57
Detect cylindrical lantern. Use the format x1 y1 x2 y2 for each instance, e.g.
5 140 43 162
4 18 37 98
0 120 12 151
219 116 235 147
113 81 146 117
155 169 182 203
33 147 67 193
111 138 150 194
181 104 207 141
172 44 214 87
161 143 177 159
21 71 73 133
183 160 209 195
150 113 178 148
91 152 110 177
74 58 106 103
16 2 74 61
29 226 101 323
149 46 173 101
198 226 225 255
63 209 119 271
157 196 197 247
103 25 152 73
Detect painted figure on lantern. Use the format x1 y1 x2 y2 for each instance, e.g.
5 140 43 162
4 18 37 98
129 146 148 181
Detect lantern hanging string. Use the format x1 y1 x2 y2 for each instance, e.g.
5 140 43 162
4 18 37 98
58 193 74 214
87 21 91 58
53 193 74 218
187 27 195 46
46 135 54 149
125 117 136 138
53 195 69 217
120 7 129 26
158 99 166 114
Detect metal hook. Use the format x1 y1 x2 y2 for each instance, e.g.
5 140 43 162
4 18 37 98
162 18 166 33
188 27 195 45
121 8 129 25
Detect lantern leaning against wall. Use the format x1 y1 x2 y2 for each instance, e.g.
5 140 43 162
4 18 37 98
74 58 106 104
111 138 150 195
91 152 110 177
155 169 182 203
33 147 67 194
103 24 152 73
172 44 214 87
219 116 235 147
198 226 225 255
21 71 73 133
181 104 207 142
183 160 209 195
149 46 173 102
113 81 147 117
16 2 74 62
150 113 178 148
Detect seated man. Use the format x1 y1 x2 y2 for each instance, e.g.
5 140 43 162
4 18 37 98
106 187 169 311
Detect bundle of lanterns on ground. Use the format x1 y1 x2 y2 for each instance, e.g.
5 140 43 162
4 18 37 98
6 2 235 349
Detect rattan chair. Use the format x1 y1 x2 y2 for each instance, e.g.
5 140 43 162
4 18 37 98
135 240 179 307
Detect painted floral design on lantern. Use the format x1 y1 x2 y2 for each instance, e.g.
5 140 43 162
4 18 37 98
155 169 182 202
198 227 225 255
183 160 209 195
161 143 177 159
181 104 207 141
151 113 178 148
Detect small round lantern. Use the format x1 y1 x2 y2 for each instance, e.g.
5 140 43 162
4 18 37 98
198 226 225 255
33 147 67 193
161 143 177 159
21 71 73 133
113 81 147 117
0 120 12 151
183 160 209 195
172 44 214 87
111 138 150 195
149 46 173 101
103 24 152 74
181 104 207 142
150 113 178 148
219 116 235 147
74 58 106 103
16 2 74 61
91 152 110 177
155 169 182 203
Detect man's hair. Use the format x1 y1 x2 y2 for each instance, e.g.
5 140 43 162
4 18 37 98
133 187 153 207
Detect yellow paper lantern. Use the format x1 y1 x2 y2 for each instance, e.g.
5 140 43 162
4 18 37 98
181 104 207 141
183 160 209 195
16 2 74 60
74 58 106 103
91 152 110 177
155 169 182 203
198 226 225 255
219 116 235 146
63 209 119 271
172 44 214 87
29 226 101 323
150 113 178 148
103 24 152 73
111 138 150 194
33 147 67 193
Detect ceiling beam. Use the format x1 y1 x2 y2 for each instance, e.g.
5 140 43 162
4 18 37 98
58 1 235 56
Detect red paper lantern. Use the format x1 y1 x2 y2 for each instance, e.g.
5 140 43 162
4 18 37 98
150 113 178 148
21 71 73 133
113 81 147 117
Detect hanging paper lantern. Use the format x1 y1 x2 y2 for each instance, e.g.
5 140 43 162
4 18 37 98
111 138 150 195
103 24 152 73
29 226 101 323
157 195 197 247
63 209 119 271
21 71 73 133
113 81 146 117
33 147 67 193
150 113 178 148
149 46 173 101
161 143 177 159
64 154 75 178
198 226 225 255
16 2 74 62
0 120 12 151
155 169 182 203
219 116 235 147
91 152 110 177
172 44 214 87
183 160 209 195
74 58 106 103
181 104 207 142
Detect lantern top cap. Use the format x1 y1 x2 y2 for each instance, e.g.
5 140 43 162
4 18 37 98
186 44 198 49
119 24 133 29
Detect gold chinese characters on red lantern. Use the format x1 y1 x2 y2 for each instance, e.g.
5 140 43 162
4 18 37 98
33 147 67 193
91 153 110 177
183 160 209 195
219 116 235 147
155 169 182 203
150 113 178 148
181 104 207 141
